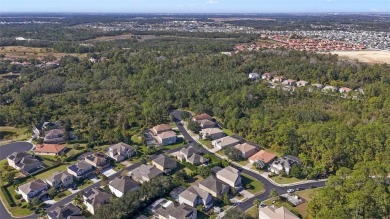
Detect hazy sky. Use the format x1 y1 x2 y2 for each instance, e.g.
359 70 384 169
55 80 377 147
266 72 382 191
0 0 389 13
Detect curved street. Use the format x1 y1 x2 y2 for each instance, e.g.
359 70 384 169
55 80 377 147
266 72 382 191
0 142 33 160
170 109 326 211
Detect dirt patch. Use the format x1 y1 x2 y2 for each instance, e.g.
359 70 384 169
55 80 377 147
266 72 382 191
325 50 390 64
0 46 86 59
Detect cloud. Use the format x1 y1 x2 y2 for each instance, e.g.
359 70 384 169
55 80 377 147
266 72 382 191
206 0 220 4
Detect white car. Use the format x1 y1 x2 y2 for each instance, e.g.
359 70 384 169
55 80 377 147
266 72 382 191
287 189 295 193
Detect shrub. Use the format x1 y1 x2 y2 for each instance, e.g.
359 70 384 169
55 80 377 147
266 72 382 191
1 186 16 207
14 194 22 200
57 192 66 198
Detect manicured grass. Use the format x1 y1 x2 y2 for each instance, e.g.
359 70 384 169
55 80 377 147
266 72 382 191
78 179 93 189
222 128 235 136
245 206 258 218
0 185 34 217
0 126 30 146
241 173 265 194
33 165 68 180
271 176 302 184
113 162 126 171
198 139 213 149
54 190 72 201
236 159 250 167
164 138 185 150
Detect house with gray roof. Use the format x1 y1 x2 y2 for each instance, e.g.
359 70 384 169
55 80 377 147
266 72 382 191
179 185 213 210
67 160 94 179
152 154 177 174
106 142 134 162
45 171 73 189
176 145 209 166
109 176 139 197
44 129 65 144
18 179 48 202
155 203 197 219
270 155 301 175
199 128 224 140
215 166 242 189
83 188 112 215
47 203 86 219
198 176 228 198
187 154 209 166
212 136 240 150
196 119 215 129
7 152 44 175
129 164 163 183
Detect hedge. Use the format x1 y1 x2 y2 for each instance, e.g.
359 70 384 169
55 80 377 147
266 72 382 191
1 186 16 207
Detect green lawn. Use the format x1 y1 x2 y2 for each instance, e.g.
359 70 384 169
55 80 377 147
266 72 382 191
271 176 303 184
0 185 34 217
198 139 213 149
236 159 250 166
245 206 258 218
33 165 68 180
241 173 265 194
164 138 185 150
54 190 72 201
0 126 30 146
222 128 235 136
78 179 93 189
113 162 126 171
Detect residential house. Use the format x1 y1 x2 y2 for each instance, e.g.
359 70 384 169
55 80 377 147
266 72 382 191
187 154 209 166
270 155 301 175
155 203 197 219
296 80 310 87
262 73 272 80
18 179 48 202
108 176 139 197
196 119 215 129
322 85 338 93
179 185 213 210
211 136 240 150
33 144 67 156
32 121 61 139
234 143 257 158
248 73 260 80
67 160 94 179
272 76 285 83
45 171 73 189
199 128 224 140
198 176 228 198
106 142 134 162
248 150 277 164
84 152 109 169
151 154 177 174
156 131 177 146
259 205 299 219
7 152 44 175
215 166 242 189
129 164 163 183
339 87 353 93
44 129 65 144
152 124 172 135
191 113 213 122
311 83 324 89
47 203 86 219
282 79 297 86
83 188 112 215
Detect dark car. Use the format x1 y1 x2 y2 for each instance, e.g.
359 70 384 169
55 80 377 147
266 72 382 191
310 185 317 189
296 187 304 191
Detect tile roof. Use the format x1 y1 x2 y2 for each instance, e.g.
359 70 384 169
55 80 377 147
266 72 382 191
249 150 277 164
34 144 67 154
201 128 223 135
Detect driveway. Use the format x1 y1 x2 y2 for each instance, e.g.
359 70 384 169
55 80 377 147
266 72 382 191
0 141 33 160
102 168 117 177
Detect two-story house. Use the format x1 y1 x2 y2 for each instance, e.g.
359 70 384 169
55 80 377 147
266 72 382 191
199 128 224 140
108 176 139 198
106 142 134 162
151 154 177 174
128 164 163 183
215 166 242 189
7 152 44 175
47 203 86 219
83 188 112 215
67 160 94 179
45 171 74 189
18 179 48 202
198 176 228 198
211 136 240 150
179 185 214 210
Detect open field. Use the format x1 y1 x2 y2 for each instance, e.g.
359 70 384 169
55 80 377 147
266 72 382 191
0 126 29 146
85 34 158 43
326 50 390 64
0 46 87 59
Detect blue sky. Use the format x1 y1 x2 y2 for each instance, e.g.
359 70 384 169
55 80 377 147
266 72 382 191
0 0 389 13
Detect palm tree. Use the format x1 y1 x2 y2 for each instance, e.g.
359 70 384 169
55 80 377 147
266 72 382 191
253 199 261 219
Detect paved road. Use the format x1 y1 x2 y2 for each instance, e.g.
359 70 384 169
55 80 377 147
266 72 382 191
0 142 33 160
170 109 326 211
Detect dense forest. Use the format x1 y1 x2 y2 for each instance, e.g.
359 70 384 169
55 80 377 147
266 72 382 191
1 33 390 217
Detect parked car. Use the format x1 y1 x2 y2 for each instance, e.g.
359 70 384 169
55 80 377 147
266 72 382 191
310 185 317 189
287 189 295 193
296 187 304 191
260 202 267 207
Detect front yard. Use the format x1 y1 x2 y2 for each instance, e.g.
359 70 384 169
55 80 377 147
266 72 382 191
270 176 303 184
241 173 265 194
198 139 213 149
